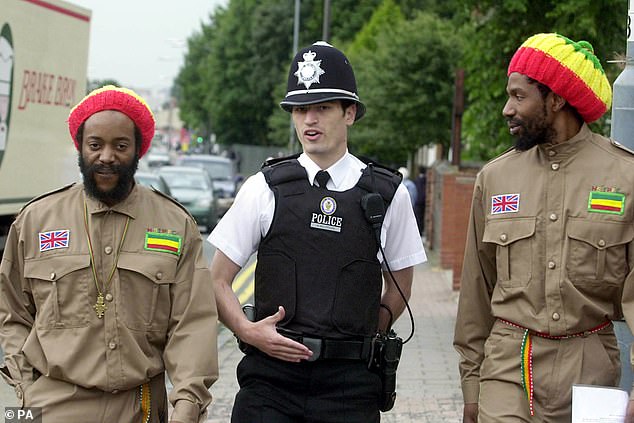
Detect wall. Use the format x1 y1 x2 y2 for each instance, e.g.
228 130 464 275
427 161 478 290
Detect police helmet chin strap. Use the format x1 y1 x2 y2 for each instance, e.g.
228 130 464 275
361 163 415 344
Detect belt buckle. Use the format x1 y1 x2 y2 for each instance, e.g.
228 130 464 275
302 336 322 362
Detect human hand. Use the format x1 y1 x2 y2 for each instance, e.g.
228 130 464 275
462 403 478 423
243 306 313 362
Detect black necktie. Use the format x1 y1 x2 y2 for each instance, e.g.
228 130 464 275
315 170 330 189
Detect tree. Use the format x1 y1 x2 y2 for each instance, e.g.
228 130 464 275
346 2 461 164
459 0 627 161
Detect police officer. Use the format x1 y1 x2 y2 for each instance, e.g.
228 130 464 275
453 33 634 422
209 41 426 422
0 86 218 422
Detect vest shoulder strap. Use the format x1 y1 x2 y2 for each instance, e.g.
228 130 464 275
357 161 401 203
262 157 307 187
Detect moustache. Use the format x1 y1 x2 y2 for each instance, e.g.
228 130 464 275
88 163 123 174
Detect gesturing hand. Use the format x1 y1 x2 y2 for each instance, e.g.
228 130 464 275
243 306 313 362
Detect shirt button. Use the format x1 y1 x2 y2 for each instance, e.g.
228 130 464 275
549 213 558 221
552 312 560 321
500 233 508 242
551 163 560 171
50 272 56 280
108 342 117 350
156 272 163 280
112 389 119 394
104 246 113 255
548 150 556 157
598 239 606 247
105 293 114 302
548 261 556 269
16 390 22 399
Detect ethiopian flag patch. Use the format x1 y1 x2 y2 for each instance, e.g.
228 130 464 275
587 191 625 215
145 231 182 255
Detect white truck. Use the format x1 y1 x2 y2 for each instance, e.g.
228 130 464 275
0 0 91 254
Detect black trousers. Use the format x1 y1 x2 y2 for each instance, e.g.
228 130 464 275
231 351 381 423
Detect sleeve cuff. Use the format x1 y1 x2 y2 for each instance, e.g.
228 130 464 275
170 400 202 423
461 380 480 404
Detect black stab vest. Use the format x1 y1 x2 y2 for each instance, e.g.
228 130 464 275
256 158 399 338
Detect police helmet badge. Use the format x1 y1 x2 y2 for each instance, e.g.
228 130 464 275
280 41 366 121
294 50 325 90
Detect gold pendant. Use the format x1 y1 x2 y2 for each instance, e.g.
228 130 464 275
94 293 107 318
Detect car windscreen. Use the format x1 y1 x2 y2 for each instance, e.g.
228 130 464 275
181 159 232 180
160 171 210 190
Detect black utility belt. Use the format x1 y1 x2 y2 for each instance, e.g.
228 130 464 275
276 328 373 362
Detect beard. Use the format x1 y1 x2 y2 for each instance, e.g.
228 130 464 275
79 154 139 205
511 104 556 152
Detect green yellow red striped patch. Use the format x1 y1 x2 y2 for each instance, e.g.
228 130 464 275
144 231 182 255
587 191 625 215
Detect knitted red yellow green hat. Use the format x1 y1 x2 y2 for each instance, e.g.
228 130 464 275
68 85 155 157
508 33 612 123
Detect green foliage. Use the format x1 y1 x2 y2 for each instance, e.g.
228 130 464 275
176 0 626 161
347 4 461 164
459 0 627 161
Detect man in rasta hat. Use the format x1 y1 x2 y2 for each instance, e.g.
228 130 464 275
0 86 218 422
208 41 426 422
453 33 634 422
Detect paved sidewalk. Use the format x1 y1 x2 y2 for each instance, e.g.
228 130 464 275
205 252 464 422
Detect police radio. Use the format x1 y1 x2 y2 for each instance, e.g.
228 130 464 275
361 163 415 412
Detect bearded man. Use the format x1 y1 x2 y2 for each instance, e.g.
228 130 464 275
0 86 218 423
453 33 634 422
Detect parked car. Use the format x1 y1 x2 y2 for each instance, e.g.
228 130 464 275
145 147 172 169
176 154 238 216
157 166 218 232
135 171 172 196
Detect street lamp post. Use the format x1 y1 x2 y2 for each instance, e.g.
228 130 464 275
288 0 301 154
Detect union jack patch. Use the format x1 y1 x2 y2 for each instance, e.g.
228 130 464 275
491 193 520 215
39 229 70 252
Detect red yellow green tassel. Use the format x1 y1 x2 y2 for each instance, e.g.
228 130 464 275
520 330 534 416
140 382 151 423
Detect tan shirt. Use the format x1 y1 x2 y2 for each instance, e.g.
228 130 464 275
454 124 634 403
0 183 218 422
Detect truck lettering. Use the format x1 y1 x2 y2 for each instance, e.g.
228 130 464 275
54 76 75 107
18 70 77 110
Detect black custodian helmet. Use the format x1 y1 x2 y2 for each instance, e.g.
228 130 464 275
280 41 366 121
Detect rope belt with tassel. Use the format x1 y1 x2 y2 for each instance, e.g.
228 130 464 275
497 318 612 416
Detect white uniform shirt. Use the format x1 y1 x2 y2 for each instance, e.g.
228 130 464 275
208 152 426 270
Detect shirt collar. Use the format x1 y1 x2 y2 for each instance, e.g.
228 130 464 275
83 183 139 219
298 151 352 189
538 122 590 158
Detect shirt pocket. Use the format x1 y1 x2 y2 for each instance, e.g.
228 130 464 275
24 254 92 329
117 253 177 332
566 219 633 285
483 217 535 287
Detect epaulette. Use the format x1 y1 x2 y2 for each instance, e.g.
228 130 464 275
20 183 76 212
611 138 634 156
149 186 196 220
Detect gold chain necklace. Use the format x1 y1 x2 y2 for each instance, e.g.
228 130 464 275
83 199 130 319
